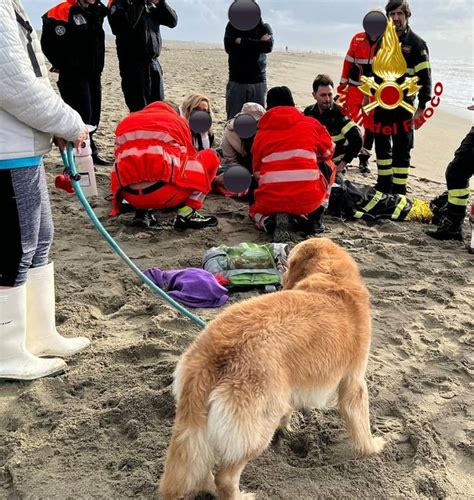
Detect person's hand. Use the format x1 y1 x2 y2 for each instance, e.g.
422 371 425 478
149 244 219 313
53 136 67 150
54 126 89 151
413 108 424 130
235 37 242 44
260 33 272 41
73 127 89 148
336 161 347 173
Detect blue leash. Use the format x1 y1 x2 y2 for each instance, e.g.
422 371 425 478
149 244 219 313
60 144 207 329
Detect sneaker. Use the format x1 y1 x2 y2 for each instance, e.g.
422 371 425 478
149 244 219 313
174 210 218 231
272 213 292 243
132 210 158 228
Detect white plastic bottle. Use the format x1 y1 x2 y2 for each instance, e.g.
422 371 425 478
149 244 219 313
74 138 98 198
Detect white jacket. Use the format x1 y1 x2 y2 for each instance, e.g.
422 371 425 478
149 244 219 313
0 0 84 162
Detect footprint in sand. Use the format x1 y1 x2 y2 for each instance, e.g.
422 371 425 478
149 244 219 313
375 416 409 443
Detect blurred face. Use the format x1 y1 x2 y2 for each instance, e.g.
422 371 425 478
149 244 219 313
389 6 408 34
313 85 334 112
79 0 96 7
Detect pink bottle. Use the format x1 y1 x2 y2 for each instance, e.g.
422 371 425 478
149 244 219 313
74 138 98 198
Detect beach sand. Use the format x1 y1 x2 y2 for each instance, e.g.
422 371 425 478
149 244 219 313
0 43 473 498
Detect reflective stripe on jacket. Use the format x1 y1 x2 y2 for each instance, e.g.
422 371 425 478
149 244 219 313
338 32 378 92
111 102 219 214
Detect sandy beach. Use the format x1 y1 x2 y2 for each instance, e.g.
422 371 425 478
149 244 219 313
1 42 473 499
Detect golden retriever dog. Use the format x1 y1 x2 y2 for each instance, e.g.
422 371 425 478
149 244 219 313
159 238 385 499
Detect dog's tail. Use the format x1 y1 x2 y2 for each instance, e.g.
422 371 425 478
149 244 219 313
159 361 215 499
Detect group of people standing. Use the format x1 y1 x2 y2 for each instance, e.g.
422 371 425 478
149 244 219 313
40 0 178 165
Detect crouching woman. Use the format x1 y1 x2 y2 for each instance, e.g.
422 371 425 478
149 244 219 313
111 101 220 230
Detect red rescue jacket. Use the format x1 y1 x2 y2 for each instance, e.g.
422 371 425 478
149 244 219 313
338 32 378 93
111 102 218 214
249 106 335 218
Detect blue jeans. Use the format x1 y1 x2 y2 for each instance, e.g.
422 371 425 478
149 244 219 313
225 81 266 120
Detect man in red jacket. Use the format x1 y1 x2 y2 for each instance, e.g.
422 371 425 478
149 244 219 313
111 101 219 230
338 16 382 174
249 86 336 243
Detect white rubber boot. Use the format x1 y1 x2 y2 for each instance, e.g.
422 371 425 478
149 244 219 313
0 284 66 380
26 262 90 358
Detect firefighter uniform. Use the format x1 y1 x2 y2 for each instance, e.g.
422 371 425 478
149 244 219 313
373 26 432 194
108 0 177 112
426 127 474 240
249 106 336 229
338 31 379 166
41 0 107 159
111 102 219 216
303 102 362 167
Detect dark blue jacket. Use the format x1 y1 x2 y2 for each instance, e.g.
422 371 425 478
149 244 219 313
224 20 273 84
41 0 107 75
108 0 177 63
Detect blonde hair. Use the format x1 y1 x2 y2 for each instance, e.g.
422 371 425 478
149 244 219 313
181 94 214 126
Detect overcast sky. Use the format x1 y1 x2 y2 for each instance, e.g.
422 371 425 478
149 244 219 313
24 0 473 60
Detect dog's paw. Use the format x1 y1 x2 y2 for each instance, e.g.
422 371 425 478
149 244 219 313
355 436 387 456
240 493 256 500
369 436 386 454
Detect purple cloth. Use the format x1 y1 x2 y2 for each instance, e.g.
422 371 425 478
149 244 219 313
143 267 229 308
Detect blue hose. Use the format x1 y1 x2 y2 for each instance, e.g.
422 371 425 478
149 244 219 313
61 144 207 329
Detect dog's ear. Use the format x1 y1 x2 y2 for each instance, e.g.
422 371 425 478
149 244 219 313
284 243 312 289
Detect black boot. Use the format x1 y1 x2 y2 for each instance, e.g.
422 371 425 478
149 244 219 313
305 206 326 236
90 134 112 167
92 153 112 167
391 183 407 196
132 209 158 228
374 176 392 194
426 216 463 242
359 156 371 174
272 213 291 243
